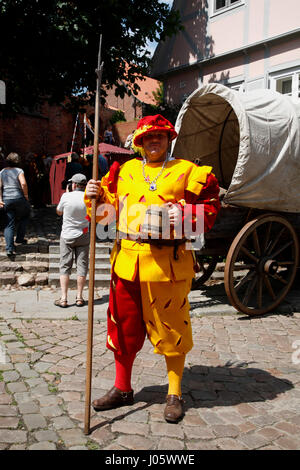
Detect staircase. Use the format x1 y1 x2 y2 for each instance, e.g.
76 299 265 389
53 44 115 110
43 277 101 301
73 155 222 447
0 240 50 287
0 205 113 289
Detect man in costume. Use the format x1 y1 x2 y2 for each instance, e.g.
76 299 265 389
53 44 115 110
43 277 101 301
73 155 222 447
85 115 220 423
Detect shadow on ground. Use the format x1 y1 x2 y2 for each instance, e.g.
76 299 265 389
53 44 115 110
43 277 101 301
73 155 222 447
89 362 293 432
93 295 110 306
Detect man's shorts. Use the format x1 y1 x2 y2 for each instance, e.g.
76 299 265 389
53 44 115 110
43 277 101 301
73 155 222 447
59 233 89 277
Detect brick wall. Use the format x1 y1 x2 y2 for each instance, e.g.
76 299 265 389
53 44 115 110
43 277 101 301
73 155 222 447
105 87 142 121
0 102 80 158
0 87 145 158
113 120 138 146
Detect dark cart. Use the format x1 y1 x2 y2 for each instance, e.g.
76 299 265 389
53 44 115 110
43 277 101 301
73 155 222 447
172 83 300 316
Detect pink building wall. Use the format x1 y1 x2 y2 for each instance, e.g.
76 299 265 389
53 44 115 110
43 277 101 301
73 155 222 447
247 0 264 44
269 38 300 67
209 10 245 56
268 0 300 37
203 56 244 86
165 69 199 104
152 0 300 103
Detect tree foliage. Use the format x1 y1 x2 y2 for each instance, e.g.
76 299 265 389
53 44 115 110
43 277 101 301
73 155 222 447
110 110 126 124
0 0 182 111
143 82 181 125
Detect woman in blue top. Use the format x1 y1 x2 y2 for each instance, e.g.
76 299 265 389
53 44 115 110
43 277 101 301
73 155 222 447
0 153 31 256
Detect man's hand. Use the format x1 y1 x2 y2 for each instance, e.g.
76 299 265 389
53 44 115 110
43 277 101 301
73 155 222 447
0 201 5 208
164 202 182 227
86 179 102 199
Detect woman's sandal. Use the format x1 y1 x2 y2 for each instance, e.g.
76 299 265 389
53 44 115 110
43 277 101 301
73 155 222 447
75 298 85 307
54 299 68 308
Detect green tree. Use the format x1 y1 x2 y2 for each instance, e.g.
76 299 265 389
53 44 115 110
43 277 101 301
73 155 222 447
0 0 182 111
110 110 126 124
152 82 164 106
144 82 182 125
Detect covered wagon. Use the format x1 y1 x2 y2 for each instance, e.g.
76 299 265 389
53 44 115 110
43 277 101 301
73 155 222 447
172 83 300 315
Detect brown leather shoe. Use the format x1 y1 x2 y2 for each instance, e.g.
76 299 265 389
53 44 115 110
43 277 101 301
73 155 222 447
164 395 184 423
92 386 134 411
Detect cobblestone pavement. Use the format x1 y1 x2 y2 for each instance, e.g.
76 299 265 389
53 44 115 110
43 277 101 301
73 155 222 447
1 206 300 450
1 310 300 450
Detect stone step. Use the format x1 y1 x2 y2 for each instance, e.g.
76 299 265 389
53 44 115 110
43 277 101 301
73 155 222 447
0 242 49 254
48 272 111 288
0 272 48 287
0 261 48 273
0 251 49 263
48 262 111 275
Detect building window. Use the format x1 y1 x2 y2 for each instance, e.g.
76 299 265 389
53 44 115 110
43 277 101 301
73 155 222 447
270 69 300 100
229 81 245 93
276 77 292 96
214 0 242 13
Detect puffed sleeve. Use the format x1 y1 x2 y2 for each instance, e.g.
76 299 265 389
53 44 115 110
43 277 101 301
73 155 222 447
84 161 120 224
179 165 220 234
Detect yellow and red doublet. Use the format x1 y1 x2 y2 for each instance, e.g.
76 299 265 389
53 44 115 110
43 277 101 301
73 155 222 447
84 157 220 357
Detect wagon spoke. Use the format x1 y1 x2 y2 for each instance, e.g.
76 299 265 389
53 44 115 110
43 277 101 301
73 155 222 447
257 275 263 309
242 276 257 305
270 240 294 259
224 215 299 316
252 229 261 256
234 270 255 292
266 227 286 256
271 273 289 285
240 246 259 263
263 222 272 252
263 274 276 300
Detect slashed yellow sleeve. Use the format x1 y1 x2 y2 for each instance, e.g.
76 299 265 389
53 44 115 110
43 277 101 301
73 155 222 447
185 165 213 196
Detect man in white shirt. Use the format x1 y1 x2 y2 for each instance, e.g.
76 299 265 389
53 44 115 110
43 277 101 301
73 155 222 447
55 173 89 308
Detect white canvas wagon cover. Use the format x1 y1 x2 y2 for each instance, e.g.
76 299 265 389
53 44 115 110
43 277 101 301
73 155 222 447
172 83 300 213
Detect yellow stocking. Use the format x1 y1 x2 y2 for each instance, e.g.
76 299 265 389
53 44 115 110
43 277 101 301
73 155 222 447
165 354 186 397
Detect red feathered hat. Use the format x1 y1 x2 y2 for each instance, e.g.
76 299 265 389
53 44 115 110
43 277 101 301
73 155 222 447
132 114 177 148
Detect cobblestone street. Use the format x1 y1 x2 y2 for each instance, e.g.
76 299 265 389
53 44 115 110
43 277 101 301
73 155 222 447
1 310 300 450
1 206 300 450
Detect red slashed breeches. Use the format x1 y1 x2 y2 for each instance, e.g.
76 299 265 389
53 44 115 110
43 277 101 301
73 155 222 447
106 271 146 357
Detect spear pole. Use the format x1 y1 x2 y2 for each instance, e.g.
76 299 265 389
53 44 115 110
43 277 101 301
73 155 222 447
84 33 104 435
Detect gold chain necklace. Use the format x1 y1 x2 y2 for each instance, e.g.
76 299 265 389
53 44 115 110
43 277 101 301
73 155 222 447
142 155 169 191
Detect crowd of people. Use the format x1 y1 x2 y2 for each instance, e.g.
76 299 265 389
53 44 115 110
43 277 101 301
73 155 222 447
0 145 109 258
64 151 108 186
0 150 54 256
0 150 53 209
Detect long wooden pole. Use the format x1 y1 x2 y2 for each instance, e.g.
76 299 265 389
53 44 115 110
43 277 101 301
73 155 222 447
84 34 104 435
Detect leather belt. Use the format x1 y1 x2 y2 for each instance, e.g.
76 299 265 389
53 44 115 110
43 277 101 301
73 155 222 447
118 231 187 247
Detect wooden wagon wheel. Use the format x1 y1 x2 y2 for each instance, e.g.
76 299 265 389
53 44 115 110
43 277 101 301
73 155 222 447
224 214 299 316
191 254 218 289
